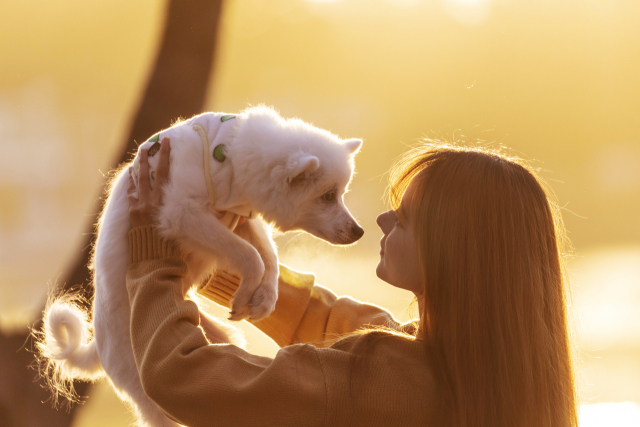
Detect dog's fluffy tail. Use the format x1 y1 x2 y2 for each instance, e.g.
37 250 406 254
35 293 104 405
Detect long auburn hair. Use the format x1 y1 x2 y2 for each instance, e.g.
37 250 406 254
385 142 578 427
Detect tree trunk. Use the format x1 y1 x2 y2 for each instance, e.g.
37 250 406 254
0 0 223 425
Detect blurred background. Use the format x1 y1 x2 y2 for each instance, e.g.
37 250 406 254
0 0 639 425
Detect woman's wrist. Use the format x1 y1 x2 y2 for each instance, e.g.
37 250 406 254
196 270 240 309
128 225 182 264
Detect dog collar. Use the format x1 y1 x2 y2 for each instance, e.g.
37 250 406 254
226 204 255 219
213 205 254 231
192 115 256 221
133 116 255 225
215 210 241 231
192 124 217 207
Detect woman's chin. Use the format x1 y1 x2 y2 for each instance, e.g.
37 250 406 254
375 261 386 282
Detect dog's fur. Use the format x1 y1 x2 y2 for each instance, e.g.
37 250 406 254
38 106 363 427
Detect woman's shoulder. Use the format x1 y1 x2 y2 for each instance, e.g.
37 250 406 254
330 331 431 369
317 332 439 424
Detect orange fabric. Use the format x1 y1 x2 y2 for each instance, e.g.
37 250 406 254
126 225 437 426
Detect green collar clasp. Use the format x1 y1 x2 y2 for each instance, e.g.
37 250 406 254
213 144 226 162
214 115 235 161
147 133 161 157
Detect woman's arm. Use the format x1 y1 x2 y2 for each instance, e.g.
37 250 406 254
125 141 425 425
127 228 432 427
199 263 414 348
127 227 327 426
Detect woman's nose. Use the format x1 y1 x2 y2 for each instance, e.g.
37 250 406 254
376 210 393 234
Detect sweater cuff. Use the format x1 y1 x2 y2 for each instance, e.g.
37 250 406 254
196 264 316 347
128 225 182 264
196 270 240 308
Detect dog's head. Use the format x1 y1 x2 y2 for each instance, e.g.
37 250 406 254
271 138 364 245
237 106 364 245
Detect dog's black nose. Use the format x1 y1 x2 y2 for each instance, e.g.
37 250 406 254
352 224 364 238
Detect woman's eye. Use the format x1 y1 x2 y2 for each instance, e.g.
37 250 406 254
321 192 336 202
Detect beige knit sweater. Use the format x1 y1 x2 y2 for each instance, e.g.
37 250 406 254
126 225 438 426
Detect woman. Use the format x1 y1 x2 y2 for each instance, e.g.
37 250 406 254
126 138 577 426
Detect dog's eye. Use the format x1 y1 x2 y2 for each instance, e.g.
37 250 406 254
321 191 336 203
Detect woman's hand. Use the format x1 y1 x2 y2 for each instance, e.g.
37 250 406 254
127 138 171 228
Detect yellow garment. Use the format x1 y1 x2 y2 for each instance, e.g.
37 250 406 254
126 225 439 426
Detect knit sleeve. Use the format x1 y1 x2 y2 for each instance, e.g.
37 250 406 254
126 226 432 427
198 264 409 348
126 227 327 427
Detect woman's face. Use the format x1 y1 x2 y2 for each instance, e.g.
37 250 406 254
375 180 423 296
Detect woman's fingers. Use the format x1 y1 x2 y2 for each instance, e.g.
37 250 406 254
128 138 170 229
127 168 143 227
154 138 171 190
128 139 171 228
138 149 151 201
127 168 137 198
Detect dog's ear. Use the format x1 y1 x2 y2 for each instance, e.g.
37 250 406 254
271 153 320 190
286 155 319 185
344 138 363 155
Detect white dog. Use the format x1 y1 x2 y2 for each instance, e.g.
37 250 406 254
39 106 363 427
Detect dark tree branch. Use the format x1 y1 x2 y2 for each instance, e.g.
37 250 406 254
66 0 225 307
0 1 224 425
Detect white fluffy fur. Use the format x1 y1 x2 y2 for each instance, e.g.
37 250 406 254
40 106 363 427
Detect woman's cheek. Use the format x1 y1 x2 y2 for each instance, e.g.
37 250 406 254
376 236 394 283
384 235 401 279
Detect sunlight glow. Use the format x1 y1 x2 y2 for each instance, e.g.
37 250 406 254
450 0 484 4
386 0 421 5
596 143 640 194
443 0 492 25
572 247 640 346
580 402 640 427
2 0 640 423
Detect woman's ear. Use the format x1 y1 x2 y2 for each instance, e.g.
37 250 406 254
344 138 363 155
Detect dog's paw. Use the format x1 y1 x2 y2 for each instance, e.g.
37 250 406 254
228 299 252 321
228 276 260 321
228 275 277 322
246 280 278 322
227 258 265 321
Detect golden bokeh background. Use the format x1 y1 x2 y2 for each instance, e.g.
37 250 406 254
1 0 639 425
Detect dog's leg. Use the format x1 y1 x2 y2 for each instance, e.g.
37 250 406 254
166 206 265 321
233 218 279 321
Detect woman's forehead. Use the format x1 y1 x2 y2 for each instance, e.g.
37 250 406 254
398 179 419 218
